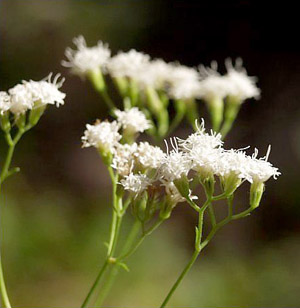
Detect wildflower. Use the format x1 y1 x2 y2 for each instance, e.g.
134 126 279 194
120 172 152 194
115 107 151 134
179 120 223 151
158 139 192 183
62 35 111 76
111 143 138 176
167 64 201 100
197 63 229 102
246 146 280 184
8 83 34 115
107 49 150 79
82 120 121 154
137 59 173 90
135 142 165 170
224 58 260 102
25 73 65 107
0 92 10 114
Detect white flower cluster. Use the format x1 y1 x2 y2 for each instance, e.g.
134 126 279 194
86 119 279 205
82 107 151 154
0 74 65 115
63 36 260 103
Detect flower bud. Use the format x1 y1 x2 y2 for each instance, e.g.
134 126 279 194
221 173 242 196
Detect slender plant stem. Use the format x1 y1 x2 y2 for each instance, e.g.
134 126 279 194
81 167 123 308
0 128 27 308
0 256 11 308
94 220 141 307
160 210 205 308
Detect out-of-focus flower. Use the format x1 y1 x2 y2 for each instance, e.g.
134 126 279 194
62 35 111 76
0 92 10 114
224 58 261 102
107 49 150 79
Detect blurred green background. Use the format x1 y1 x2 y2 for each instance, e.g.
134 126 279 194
0 0 300 307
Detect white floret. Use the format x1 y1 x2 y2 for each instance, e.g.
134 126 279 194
158 139 192 183
120 172 151 194
134 142 166 169
62 35 111 75
0 91 10 114
25 73 66 107
245 147 280 183
197 63 229 101
224 58 260 102
82 120 121 152
111 143 138 176
8 83 34 115
167 64 201 100
115 107 151 134
107 49 150 79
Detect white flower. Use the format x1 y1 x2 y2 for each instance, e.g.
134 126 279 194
82 120 121 152
107 49 150 79
120 172 151 194
25 73 65 107
215 149 251 181
158 139 191 183
224 58 260 102
137 59 173 89
178 120 223 151
111 143 138 176
0 91 10 114
62 35 111 75
8 83 34 115
197 63 229 101
115 107 151 133
167 64 201 100
246 147 280 184
135 142 165 169
164 182 197 204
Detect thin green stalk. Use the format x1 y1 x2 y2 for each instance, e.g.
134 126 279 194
160 210 205 308
0 256 11 308
94 220 141 307
117 219 164 261
81 168 122 308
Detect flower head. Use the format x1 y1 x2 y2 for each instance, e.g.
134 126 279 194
120 172 152 194
25 73 65 107
224 58 260 102
115 107 151 134
167 64 201 100
8 83 34 115
197 62 229 101
111 143 138 176
158 138 191 183
82 120 121 153
134 142 165 170
246 147 280 184
107 49 150 79
0 91 10 114
62 35 111 76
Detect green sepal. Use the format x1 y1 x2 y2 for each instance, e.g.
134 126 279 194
0 112 11 132
87 68 106 92
250 181 265 209
29 103 46 127
174 175 190 199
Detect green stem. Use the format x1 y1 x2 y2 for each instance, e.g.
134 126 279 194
94 220 141 307
0 256 11 308
160 210 204 308
81 168 122 308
